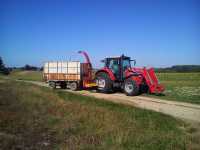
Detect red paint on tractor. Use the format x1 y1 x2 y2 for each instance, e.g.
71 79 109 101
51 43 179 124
95 67 116 81
142 68 165 93
131 67 165 93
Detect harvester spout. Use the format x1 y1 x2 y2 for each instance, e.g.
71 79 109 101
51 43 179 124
78 51 92 68
78 51 94 86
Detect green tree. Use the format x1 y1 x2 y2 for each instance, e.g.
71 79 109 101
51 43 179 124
0 57 10 75
0 57 4 70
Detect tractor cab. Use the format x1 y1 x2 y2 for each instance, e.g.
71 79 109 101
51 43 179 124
102 55 135 81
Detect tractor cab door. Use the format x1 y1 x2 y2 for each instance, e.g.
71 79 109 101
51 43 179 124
105 56 131 81
106 58 121 80
120 56 132 80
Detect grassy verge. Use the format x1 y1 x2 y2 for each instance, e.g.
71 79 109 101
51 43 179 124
145 73 200 104
9 70 43 81
0 78 199 149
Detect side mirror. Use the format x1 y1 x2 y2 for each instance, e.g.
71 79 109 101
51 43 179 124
131 60 136 66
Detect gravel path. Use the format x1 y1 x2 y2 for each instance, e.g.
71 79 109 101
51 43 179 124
21 80 200 123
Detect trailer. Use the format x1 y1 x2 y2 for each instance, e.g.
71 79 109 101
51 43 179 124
43 58 96 90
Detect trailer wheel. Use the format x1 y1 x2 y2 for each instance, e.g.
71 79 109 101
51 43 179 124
49 81 56 89
70 82 78 91
124 78 139 96
96 72 113 93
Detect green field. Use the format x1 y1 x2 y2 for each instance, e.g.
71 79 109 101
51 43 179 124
0 78 199 149
151 73 200 104
7 70 200 104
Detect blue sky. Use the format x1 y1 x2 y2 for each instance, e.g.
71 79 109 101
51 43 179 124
0 0 199 68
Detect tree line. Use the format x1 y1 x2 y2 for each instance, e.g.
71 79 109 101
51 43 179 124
155 65 200 73
1 56 200 75
0 57 10 75
0 57 43 75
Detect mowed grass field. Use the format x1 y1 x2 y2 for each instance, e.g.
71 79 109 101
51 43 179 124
153 73 200 104
0 77 200 149
8 70 200 104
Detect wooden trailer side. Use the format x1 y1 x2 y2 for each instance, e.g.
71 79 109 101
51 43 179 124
43 61 81 82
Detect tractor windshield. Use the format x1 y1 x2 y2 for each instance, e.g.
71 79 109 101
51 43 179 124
122 59 131 70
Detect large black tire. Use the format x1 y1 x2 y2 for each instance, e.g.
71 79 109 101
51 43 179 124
96 72 113 93
124 78 139 96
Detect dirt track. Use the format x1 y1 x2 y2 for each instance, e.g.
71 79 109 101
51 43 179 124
22 80 200 123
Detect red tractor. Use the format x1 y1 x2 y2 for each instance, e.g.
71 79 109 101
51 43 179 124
95 54 165 96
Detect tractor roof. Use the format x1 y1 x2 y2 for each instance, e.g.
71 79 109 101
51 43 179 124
105 55 130 59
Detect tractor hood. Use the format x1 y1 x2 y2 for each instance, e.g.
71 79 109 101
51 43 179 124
125 67 143 75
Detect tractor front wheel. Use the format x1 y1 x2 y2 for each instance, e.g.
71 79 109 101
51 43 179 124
124 78 139 96
96 72 113 93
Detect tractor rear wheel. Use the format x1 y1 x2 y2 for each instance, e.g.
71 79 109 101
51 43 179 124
96 72 113 93
124 78 139 96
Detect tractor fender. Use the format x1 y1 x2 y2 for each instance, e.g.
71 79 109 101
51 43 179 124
95 68 116 81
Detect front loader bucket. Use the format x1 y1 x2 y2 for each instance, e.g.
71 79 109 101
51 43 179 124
142 68 165 94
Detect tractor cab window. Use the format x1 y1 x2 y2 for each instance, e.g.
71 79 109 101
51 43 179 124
109 59 119 74
122 59 131 70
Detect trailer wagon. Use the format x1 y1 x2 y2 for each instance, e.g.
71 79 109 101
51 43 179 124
43 61 96 90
